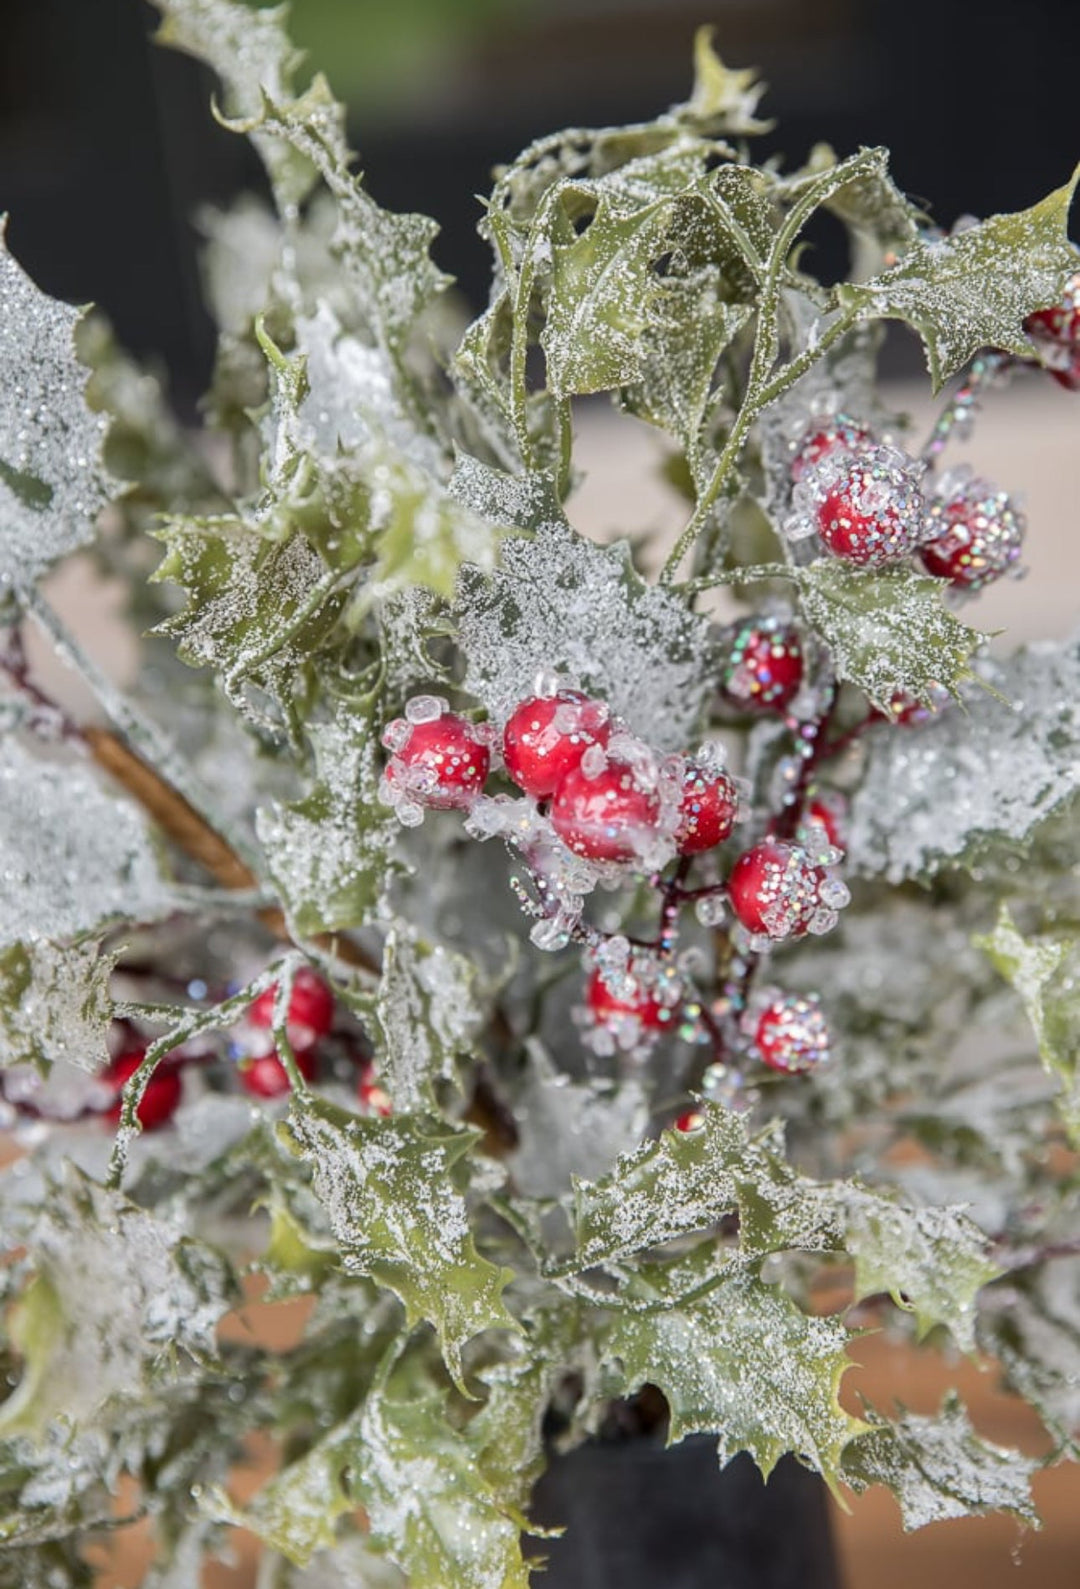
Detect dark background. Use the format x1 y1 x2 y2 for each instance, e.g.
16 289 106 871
2 0 1077 404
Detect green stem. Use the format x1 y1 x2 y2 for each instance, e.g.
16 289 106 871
106 965 284 1188
508 193 559 467
21 585 263 876
270 955 312 1096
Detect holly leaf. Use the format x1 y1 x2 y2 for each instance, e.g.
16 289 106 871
976 906 1080 1143
0 739 174 948
256 696 396 937
375 931 481 1113
603 1254 861 1484
795 560 986 710
455 479 711 752
0 1167 234 1439
0 223 116 588
838 172 1080 389
277 1095 517 1389
0 938 116 1075
679 27 771 136
847 635 1080 882
842 1395 1039 1529
979 1257 1080 1454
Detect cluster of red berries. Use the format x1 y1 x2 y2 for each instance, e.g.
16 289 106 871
99 968 389 1132
784 416 1027 587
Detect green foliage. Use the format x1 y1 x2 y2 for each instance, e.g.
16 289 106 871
1 8 1078 1581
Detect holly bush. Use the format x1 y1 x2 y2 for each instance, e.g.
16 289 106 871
1 6 1079 1585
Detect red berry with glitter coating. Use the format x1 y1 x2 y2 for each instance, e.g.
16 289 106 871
586 968 670 1031
918 474 1025 591
675 763 739 854
790 414 874 481
1025 274 1080 390
722 618 804 714
503 690 610 799
754 993 831 1074
240 1045 318 1099
550 758 661 863
383 713 490 810
104 1050 183 1131
727 840 824 941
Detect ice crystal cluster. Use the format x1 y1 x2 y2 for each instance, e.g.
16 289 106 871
0 7 1078 1586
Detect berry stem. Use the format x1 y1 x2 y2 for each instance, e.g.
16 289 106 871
920 350 1009 465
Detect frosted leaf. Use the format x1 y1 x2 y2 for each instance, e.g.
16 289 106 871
681 28 771 136
603 1254 861 1482
0 938 116 1075
277 1095 516 1388
151 0 316 208
842 1395 1039 1529
508 1045 648 1200
0 224 116 589
280 1539 407 1588
456 496 711 752
197 195 282 333
375 930 481 1113
980 1257 1080 1452
847 636 1080 881
976 906 1080 1143
256 699 396 937
795 560 985 710
0 1166 233 1438
838 173 1080 390
0 739 174 945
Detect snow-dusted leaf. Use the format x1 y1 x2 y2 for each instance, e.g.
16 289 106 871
0 938 116 1075
256 697 396 937
0 224 116 589
277 1095 517 1388
508 1045 648 1201
796 560 986 709
456 486 711 751
572 1103 996 1350
842 1395 1039 1529
979 1258 1080 1453
680 27 771 136
0 1167 234 1438
0 739 173 946
267 1537 406 1589
847 636 1080 882
151 0 315 208
375 931 481 1113
976 906 1080 1142
838 174 1080 389
603 1253 861 1482
790 143 922 255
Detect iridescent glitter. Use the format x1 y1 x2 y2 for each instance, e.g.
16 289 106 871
789 412 875 481
1025 270 1080 390
786 441 928 567
752 991 831 1074
721 616 804 713
919 467 1025 591
727 839 848 943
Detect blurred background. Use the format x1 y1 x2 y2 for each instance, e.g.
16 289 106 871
2 2 1078 1585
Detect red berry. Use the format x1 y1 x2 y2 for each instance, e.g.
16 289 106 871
586 968 670 1031
727 840 825 941
104 1050 182 1131
799 792 847 855
880 686 949 725
790 415 874 481
502 691 610 799
239 1045 318 1099
919 475 1025 591
675 763 739 854
249 967 335 1038
753 993 831 1074
1025 274 1080 389
382 712 490 810
358 1074 393 1116
674 1109 705 1132
812 447 926 567
722 618 804 714
550 758 661 863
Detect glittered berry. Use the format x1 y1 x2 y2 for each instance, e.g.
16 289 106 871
381 699 490 814
727 840 826 941
799 791 847 857
919 471 1025 591
249 967 335 1041
358 1073 393 1116
1025 273 1080 390
675 762 739 854
788 443 927 567
586 968 670 1031
753 992 831 1074
880 686 949 726
239 1045 318 1099
674 1108 705 1132
550 757 661 863
721 617 804 714
104 1051 182 1131
790 414 874 481
503 690 610 799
